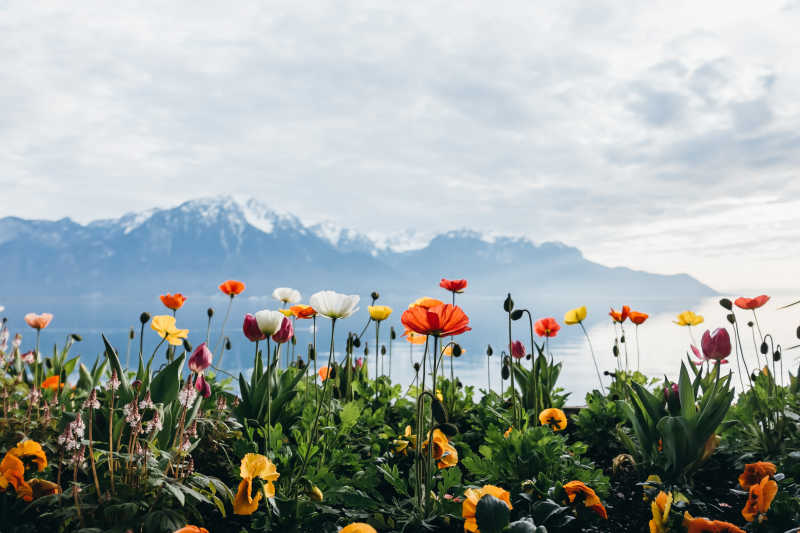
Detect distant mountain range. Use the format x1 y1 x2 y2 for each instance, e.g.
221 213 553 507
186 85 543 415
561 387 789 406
0 197 715 315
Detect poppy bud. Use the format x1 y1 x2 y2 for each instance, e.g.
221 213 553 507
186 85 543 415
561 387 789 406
207 307 214 318
140 312 151 324
664 382 680 414
440 422 459 436
225 337 232 351
381 345 386 355
413 362 421 372
456 379 463 389
510 309 524 321
364 344 369 356
452 344 462 357
751 372 758 381
183 338 193 352
797 326 800 339
747 321 754 328
291 335 296 346
620 335 626 343
773 350 781 362
503 294 514 313
371 291 380 302
719 298 733 310
486 345 493 356
330 366 338 379
308 344 316 361
612 345 619 357
353 337 361 348
760 341 768 355
67 333 81 342
501 365 510 380
129 328 135 340
503 355 511 366
390 327 396 340
297 358 307 369
525 354 531 360
432 398 448 423
310 486 324 502
726 313 736 324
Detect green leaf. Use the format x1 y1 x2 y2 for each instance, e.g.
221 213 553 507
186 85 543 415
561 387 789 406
476 494 510 533
149 354 185 404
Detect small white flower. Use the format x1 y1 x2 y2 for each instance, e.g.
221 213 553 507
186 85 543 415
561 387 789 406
178 384 197 409
106 371 120 392
272 287 301 304
309 291 360 319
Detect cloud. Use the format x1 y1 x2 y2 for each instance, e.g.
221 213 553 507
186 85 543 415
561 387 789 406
1 1 799 290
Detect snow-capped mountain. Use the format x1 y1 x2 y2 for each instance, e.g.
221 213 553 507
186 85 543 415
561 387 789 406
0 196 715 310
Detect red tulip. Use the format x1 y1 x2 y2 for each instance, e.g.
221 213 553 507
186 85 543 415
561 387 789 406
439 278 468 294
242 313 267 342
401 304 471 337
734 295 770 310
510 340 526 359
701 328 731 362
609 306 630 323
194 373 211 398
534 317 561 337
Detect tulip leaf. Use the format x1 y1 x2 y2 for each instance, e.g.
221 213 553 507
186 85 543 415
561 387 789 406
678 363 696 421
150 353 185 404
102 333 130 395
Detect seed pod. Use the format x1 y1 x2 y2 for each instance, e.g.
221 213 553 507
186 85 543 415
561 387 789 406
726 313 736 324
773 350 781 362
486 345 493 356
207 307 214 318
613 345 619 357
308 344 316 361
510 309 524 321
225 337 232 350
747 321 754 328
140 312 151 324
413 362 421 372
352 337 361 348
719 298 733 310
760 341 768 355
128 328 135 340
291 335 296 346
503 293 514 313
70 333 82 342
381 345 386 355
371 291 380 301
501 365 510 380
452 344 462 357
390 327 396 340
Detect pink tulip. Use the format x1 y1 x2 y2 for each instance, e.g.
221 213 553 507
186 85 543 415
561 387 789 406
510 340 526 359
188 342 213 373
24 313 53 330
243 313 267 342
701 328 731 362
271 317 294 344
195 373 211 398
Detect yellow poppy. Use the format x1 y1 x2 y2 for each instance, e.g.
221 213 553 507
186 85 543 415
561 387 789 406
9 440 47 471
340 524 377 533
673 311 704 326
538 408 567 431
368 305 393 321
408 297 443 309
649 491 672 533
278 309 294 317
564 306 587 325
462 485 512 533
151 315 189 346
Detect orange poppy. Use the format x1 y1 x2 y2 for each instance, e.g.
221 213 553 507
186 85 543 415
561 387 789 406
401 304 471 338
741 475 777 522
173 527 209 533
629 311 649 325
738 462 776 490
24 313 53 330
408 297 444 309
402 329 427 345
318 366 331 382
534 317 560 338
683 513 745 533
439 278 467 293
734 295 769 310
40 376 64 391
609 305 630 323
219 280 245 296
563 481 607 519
290 305 316 319
160 293 187 311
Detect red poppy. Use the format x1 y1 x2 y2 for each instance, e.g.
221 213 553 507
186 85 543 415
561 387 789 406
219 280 246 296
160 293 187 311
401 304 471 338
609 305 630 323
629 311 648 325
734 295 770 310
439 278 468 294
534 317 560 337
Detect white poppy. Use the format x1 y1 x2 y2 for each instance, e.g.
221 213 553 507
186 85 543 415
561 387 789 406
254 309 285 336
309 291 360 319
272 287 301 304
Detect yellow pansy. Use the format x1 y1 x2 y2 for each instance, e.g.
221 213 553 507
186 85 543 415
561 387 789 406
233 453 279 515
150 315 189 346
564 306 587 325
9 440 47 471
673 311 703 326
368 305 393 321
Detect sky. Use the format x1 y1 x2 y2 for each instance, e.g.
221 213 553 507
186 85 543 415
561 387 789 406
2 1 799 292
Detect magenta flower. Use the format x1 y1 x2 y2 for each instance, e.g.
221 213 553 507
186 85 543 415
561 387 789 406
510 340 526 359
188 342 213 373
194 373 211 398
271 316 294 344
243 313 267 342
691 328 731 365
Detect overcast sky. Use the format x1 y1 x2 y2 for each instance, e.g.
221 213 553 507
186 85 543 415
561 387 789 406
2 2 799 292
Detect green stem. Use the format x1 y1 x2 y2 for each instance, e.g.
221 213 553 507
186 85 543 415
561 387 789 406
215 295 234 366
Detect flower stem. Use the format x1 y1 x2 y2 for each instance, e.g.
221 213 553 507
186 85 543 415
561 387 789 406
579 321 605 393
215 295 234 366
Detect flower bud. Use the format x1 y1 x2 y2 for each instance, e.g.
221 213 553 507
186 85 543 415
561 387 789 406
71 333 83 342
140 312 151 324
773 350 781 362
207 307 214 318
129 328 135 340
501 364 510 380
308 344 316 361
371 291 380 302
413 362 421 372
390 327 396 340
452 344 462 357
310 486 324 502
225 338 232 351
747 321 754 328
182 338 193 352
503 293 514 313
510 309 524 321
352 337 361 348
188 342 213 373
760 341 768 355
486 345 493 356
381 345 386 355
719 298 733 310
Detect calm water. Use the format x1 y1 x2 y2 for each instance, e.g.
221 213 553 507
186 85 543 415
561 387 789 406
5 292 798 404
